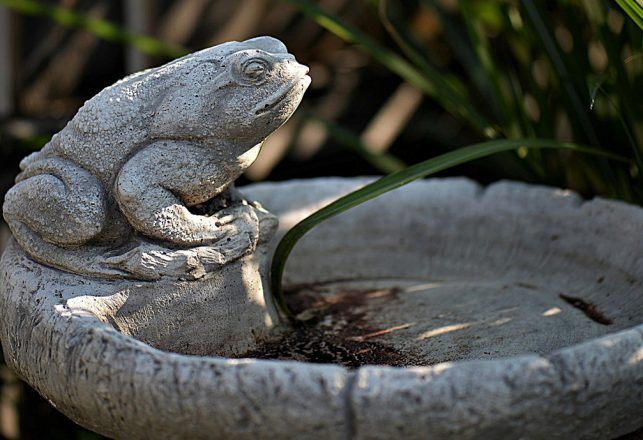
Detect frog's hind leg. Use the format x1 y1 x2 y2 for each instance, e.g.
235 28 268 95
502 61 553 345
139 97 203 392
3 156 107 246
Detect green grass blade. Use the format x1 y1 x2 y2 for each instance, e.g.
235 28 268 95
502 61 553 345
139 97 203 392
590 81 643 174
614 0 643 30
457 0 516 134
0 0 189 58
423 1 487 91
521 0 601 146
270 138 630 319
308 115 407 174
377 1 469 101
377 0 436 76
284 0 497 137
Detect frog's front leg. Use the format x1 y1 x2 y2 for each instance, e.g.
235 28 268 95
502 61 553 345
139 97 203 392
115 140 259 247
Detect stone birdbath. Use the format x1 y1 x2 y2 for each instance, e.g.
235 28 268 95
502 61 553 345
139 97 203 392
1 37 642 439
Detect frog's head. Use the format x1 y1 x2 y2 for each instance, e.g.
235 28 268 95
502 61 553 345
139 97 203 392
150 37 310 151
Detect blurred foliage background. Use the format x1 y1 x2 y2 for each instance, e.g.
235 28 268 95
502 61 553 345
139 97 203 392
0 0 641 438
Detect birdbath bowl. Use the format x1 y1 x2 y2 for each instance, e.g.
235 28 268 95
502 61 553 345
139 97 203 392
2 177 642 439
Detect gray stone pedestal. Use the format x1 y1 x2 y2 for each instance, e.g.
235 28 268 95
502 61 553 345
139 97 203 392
1 177 642 439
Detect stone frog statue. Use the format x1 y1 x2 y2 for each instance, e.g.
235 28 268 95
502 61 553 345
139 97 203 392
3 36 310 280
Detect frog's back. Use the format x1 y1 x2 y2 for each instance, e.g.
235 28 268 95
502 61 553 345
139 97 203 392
37 69 160 185
30 38 289 185
4 36 305 280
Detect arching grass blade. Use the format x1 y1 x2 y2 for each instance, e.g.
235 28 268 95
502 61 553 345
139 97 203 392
270 138 630 319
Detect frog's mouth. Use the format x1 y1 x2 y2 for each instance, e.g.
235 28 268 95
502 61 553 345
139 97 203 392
252 73 311 116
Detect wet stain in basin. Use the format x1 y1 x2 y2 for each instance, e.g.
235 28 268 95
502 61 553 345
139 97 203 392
559 293 613 325
236 284 422 369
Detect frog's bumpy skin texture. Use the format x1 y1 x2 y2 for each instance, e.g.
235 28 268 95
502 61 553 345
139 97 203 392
2 36 310 280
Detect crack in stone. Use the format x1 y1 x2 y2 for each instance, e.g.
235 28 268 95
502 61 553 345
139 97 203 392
343 371 358 440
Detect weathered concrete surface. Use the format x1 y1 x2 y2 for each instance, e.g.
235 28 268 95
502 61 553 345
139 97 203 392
1 36 311 359
0 240 278 357
1 178 642 439
250 177 643 439
3 36 310 280
0 263 350 439
253 178 643 365
351 332 643 440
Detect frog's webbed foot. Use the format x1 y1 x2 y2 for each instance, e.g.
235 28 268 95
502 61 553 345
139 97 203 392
103 203 263 280
186 202 261 247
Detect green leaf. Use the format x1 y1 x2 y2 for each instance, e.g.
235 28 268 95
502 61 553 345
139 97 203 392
589 78 643 174
270 138 630 319
0 0 189 58
614 0 643 30
521 0 600 147
284 0 498 137
457 0 517 135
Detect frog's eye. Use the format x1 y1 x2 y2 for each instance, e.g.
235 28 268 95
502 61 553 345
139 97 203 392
241 58 269 81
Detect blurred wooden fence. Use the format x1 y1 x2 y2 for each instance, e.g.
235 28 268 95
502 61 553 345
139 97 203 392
0 0 422 183
0 6 13 119
1 0 302 119
0 0 319 179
